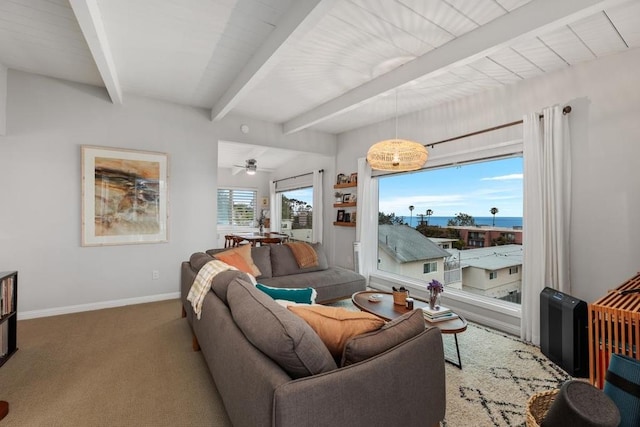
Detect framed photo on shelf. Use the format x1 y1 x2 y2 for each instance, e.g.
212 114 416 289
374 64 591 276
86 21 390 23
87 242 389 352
351 211 357 223
348 194 357 203
349 173 358 184
337 209 345 222
81 145 169 246
342 193 351 203
344 213 351 222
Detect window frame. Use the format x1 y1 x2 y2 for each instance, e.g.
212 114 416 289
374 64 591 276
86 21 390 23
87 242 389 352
217 187 258 228
423 261 437 274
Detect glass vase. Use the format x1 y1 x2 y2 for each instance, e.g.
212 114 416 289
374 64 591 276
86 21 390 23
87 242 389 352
429 290 440 310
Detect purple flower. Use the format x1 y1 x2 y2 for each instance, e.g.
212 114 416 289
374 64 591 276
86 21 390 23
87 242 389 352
427 279 443 293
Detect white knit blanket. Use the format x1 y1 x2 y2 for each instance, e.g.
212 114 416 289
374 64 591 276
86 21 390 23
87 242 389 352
187 260 237 320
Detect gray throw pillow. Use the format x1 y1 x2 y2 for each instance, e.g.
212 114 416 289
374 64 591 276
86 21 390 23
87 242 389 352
227 278 337 378
341 309 426 367
270 243 329 277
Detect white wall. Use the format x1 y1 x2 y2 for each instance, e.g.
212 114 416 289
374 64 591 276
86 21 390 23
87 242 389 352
335 48 640 305
0 70 337 317
0 63 6 136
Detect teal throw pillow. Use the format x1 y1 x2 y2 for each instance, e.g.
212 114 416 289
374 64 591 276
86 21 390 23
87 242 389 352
255 283 317 304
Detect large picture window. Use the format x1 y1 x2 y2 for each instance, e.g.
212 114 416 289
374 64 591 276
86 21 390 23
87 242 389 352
217 188 257 227
377 156 523 305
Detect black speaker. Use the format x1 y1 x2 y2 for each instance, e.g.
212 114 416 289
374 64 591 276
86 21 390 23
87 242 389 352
540 287 588 377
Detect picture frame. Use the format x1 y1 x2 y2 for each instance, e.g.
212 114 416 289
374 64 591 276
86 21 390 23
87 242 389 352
344 212 351 223
342 193 351 203
336 209 345 222
348 194 357 203
350 211 357 223
349 172 358 184
81 145 169 246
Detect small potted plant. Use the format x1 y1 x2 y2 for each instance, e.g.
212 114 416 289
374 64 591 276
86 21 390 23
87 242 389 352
334 191 343 202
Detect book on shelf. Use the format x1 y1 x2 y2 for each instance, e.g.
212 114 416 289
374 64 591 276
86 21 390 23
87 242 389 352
421 305 452 318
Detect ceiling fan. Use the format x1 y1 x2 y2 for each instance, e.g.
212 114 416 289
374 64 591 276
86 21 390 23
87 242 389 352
231 159 273 176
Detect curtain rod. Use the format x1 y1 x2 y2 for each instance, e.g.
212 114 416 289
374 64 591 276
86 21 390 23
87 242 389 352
273 169 323 184
426 105 572 148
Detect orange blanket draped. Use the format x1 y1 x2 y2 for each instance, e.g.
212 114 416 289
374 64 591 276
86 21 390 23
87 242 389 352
285 242 319 268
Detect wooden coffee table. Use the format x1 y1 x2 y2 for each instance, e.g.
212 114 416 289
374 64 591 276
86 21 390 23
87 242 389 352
352 290 468 368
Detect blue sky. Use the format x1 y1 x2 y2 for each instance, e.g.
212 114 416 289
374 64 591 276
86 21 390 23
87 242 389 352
378 156 523 218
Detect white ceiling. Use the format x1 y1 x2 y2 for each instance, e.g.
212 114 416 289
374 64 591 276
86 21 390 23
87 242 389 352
1 0 639 169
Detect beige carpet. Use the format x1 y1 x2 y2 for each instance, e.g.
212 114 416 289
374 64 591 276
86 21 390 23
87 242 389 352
0 299 571 426
0 299 231 427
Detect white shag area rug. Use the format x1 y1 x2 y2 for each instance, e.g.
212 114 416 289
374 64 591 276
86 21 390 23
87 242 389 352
328 299 573 426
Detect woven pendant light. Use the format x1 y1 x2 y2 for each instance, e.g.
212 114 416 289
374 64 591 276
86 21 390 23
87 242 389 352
366 91 428 171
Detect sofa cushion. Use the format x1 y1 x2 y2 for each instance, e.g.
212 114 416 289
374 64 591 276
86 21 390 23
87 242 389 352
190 252 214 271
287 305 385 358
213 244 261 277
227 278 337 379
270 243 328 277
207 246 272 279
341 309 426 367
211 270 253 305
249 246 272 278
255 283 317 304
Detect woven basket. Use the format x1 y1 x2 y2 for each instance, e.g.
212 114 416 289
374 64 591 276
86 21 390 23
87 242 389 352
526 389 559 427
392 290 409 305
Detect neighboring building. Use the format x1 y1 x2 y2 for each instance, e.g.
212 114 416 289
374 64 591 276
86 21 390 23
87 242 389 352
428 237 457 250
449 226 523 248
378 225 451 283
447 245 523 302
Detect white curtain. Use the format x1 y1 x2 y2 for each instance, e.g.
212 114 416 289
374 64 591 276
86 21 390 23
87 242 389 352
356 158 378 284
312 170 323 243
269 180 281 233
521 105 572 344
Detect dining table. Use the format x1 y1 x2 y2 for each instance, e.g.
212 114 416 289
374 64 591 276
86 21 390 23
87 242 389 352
229 232 289 247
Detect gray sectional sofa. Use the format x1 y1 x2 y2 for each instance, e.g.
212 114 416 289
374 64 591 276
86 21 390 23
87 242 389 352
205 243 366 302
180 243 447 427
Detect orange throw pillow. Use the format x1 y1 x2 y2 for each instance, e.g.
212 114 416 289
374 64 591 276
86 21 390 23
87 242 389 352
214 244 261 277
287 305 385 357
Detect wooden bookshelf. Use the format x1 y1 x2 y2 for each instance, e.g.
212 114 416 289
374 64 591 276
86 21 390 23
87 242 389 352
0 271 18 368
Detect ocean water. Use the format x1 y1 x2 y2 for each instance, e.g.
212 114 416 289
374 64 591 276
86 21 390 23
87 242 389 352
400 216 523 229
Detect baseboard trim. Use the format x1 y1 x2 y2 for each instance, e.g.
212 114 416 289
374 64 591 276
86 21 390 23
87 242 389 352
19 292 180 320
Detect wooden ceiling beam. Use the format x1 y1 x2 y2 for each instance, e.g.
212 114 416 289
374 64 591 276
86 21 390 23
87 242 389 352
210 0 336 121
69 0 123 104
283 0 625 135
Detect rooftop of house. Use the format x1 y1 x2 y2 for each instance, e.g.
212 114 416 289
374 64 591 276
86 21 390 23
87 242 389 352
448 245 523 270
379 224 451 264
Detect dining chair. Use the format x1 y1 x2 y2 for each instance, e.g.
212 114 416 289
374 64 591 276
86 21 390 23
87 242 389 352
224 235 234 248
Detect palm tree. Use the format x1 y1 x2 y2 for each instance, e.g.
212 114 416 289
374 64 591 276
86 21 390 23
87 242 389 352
426 209 433 226
408 205 414 227
490 207 499 227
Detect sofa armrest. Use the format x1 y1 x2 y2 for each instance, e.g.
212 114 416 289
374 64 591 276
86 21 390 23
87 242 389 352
272 327 445 427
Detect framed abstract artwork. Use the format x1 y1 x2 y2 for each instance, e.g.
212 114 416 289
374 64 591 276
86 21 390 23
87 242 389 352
81 146 169 246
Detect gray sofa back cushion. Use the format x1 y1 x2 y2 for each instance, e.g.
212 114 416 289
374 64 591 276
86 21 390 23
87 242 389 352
270 243 329 277
227 278 337 379
190 252 214 271
206 246 272 279
211 270 253 304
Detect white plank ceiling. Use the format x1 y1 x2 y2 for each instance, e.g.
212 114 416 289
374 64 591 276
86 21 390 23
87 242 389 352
1 0 638 141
